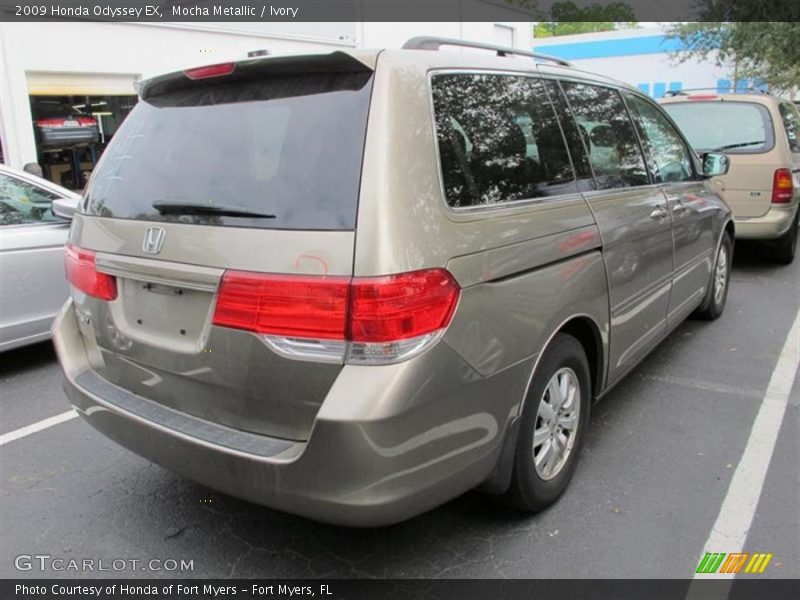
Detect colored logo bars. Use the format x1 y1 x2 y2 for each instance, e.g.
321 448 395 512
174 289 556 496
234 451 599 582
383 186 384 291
696 552 773 574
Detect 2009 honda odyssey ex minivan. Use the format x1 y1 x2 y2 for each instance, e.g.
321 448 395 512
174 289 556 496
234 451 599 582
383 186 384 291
54 38 734 526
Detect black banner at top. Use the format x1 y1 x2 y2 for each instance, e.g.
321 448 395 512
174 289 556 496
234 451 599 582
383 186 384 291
1 0 799 23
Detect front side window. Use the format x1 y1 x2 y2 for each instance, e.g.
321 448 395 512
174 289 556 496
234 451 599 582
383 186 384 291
626 94 695 183
779 103 800 153
431 73 576 208
561 82 649 190
0 173 60 226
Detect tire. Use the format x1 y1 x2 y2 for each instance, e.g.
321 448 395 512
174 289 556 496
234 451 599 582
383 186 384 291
772 213 798 265
498 333 591 512
695 232 732 320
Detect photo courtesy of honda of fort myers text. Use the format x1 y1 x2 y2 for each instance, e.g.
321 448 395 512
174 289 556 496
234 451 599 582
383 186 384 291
0 1 798 600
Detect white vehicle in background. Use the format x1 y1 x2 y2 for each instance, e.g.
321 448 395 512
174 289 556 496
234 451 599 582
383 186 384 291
0 164 80 351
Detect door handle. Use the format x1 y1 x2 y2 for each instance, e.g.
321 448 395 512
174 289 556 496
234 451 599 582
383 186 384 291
650 206 669 221
672 202 686 214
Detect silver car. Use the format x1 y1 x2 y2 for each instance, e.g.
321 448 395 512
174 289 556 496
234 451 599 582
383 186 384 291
53 38 733 526
0 164 80 351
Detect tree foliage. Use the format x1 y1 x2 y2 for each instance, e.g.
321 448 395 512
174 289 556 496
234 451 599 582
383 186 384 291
532 2 637 38
667 2 800 92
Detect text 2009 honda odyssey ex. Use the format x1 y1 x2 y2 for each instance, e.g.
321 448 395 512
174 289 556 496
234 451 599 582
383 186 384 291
54 38 734 526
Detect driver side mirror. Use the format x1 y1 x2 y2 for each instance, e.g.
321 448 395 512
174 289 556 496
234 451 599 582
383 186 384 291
702 152 730 177
52 197 79 220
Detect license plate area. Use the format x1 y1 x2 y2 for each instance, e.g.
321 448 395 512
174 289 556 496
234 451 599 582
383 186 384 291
107 278 215 353
62 119 80 127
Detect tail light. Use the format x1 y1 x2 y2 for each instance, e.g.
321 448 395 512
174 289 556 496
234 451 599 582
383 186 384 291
212 273 350 340
64 243 117 301
35 118 65 128
213 269 460 365
772 168 794 204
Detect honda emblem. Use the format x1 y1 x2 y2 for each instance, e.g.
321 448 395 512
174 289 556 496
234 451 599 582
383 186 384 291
142 226 166 254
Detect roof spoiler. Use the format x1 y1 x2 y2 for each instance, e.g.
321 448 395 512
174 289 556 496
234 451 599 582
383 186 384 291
139 51 374 100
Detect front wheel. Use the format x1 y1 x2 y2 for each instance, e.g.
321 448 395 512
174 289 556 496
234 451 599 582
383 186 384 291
498 333 591 512
695 232 732 320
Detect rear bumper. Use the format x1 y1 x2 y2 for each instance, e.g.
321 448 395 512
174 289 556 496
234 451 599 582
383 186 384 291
735 204 798 240
53 300 528 526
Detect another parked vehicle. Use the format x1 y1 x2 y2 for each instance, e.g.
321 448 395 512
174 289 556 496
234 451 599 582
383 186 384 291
31 98 100 149
661 92 800 263
53 39 733 526
0 165 80 351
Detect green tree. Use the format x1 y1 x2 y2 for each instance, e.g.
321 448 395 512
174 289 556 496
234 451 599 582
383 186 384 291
667 2 800 92
533 2 637 38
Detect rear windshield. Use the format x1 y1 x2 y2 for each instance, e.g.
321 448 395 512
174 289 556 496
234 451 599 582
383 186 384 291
84 71 373 230
662 101 774 154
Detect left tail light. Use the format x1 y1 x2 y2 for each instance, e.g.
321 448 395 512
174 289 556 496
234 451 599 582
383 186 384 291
64 243 117 301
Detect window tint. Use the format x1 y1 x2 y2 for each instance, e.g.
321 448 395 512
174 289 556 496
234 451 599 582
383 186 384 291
542 79 596 191
84 71 373 230
779 103 800 153
0 173 60 226
561 82 649 190
662 102 774 154
431 73 576 208
626 94 695 183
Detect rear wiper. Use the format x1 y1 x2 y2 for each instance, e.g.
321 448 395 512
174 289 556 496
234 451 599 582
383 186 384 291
151 200 276 219
712 140 765 151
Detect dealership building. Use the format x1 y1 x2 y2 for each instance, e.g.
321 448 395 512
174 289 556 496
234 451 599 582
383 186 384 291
532 26 763 99
0 18 531 187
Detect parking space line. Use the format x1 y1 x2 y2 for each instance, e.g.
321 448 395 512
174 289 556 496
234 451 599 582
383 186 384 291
0 410 78 446
695 308 800 579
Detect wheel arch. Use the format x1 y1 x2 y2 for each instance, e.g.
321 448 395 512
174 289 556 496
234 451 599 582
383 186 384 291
478 313 605 495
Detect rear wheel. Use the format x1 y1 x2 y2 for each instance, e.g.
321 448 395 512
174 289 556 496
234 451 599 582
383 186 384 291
772 213 798 265
695 232 732 320
499 333 590 512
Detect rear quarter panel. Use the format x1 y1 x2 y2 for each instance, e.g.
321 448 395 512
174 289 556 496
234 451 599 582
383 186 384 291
355 51 610 384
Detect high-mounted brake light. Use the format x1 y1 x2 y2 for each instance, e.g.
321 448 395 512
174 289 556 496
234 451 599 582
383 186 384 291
64 243 117 301
212 268 461 365
688 94 718 100
183 62 236 80
772 168 794 204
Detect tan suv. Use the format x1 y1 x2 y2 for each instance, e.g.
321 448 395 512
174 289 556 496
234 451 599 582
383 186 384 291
661 91 800 263
54 38 733 526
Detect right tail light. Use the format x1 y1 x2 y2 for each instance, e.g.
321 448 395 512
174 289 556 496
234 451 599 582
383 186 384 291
772 168 794 204
213 268 460 365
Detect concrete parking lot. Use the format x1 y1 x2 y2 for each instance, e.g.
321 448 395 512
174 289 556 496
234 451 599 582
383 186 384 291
1 243 798 580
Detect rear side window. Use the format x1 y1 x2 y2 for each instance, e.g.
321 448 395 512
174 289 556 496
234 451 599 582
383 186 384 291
84 71 374 230
779 103 800 153
662 101 775 154
561 82 649 190
431 73 576 208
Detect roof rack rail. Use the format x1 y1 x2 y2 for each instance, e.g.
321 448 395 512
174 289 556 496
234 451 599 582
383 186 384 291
402 36 573 68
664 87 770 97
